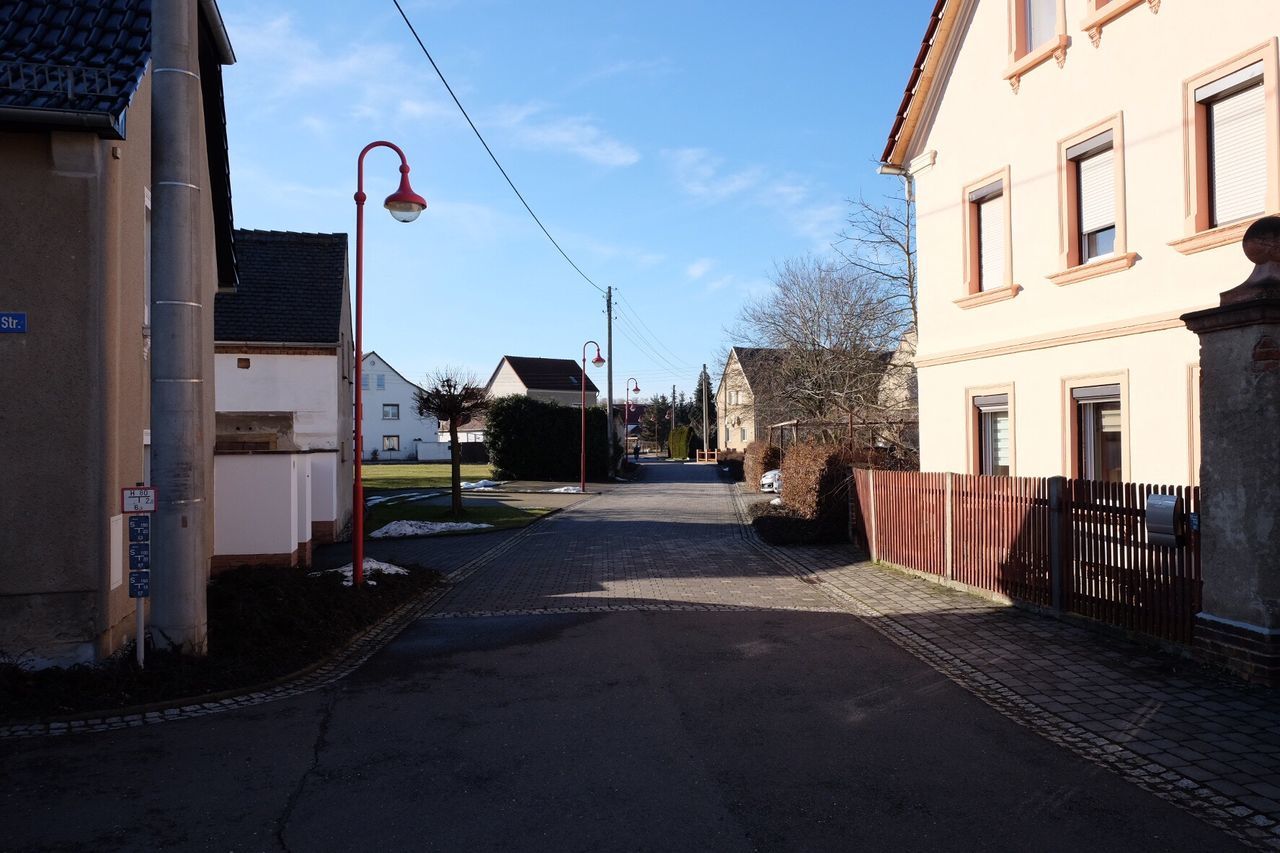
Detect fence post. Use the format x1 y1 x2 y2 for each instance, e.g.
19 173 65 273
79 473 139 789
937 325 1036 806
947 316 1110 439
867 468 878 563
1048 476 1067 613
944 473 954 581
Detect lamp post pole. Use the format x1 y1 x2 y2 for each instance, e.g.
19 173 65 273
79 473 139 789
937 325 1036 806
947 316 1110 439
626 377 640 457
581 340 604 492
353 141 427 587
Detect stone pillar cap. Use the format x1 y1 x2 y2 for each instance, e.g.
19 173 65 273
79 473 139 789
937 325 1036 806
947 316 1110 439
1225 216 1280 306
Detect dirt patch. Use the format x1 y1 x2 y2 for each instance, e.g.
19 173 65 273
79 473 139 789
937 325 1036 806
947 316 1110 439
0 564 441 722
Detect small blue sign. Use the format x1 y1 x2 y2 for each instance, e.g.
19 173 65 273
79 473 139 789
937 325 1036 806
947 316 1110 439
128 515 151 543
129 570 150 598
128 542 150 570
0 312 26 333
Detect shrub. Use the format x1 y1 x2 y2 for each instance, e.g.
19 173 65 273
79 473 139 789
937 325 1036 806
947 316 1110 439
718 449 744 482
744 440 782 491
669 425 693 459
748 499 827 545
486 395 611 481
780 440 854 536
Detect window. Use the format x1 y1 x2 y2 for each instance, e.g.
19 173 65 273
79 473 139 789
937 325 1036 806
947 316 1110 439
740 427 747 442
237 357 250 369
974 394 1011 477
382 435 400 452
1024 0 1056 53
1073 384 1122 482
1175 42 1279 253
1004 0 1067 90
959 169 1018 307
1073 138 1116 261
383 404 399 419
1052 116 1136 283
361 373 369 390
376 374 386 391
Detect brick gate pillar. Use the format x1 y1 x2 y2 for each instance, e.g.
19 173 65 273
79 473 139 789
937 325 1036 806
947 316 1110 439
1182 216 1280 686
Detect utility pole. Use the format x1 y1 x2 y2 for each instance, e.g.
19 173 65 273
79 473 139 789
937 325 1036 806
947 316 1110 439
670 384 676 458
150 0 207 653
605 286 615 476
701 364 710 454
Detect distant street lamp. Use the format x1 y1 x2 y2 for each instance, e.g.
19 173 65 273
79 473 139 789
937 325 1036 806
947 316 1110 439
352 141 427 587
625 377 640 455
580 340 605 492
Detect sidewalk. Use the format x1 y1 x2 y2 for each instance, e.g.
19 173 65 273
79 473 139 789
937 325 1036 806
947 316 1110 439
747 522 1280 849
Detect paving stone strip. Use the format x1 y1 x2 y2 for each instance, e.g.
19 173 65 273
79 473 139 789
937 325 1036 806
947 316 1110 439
728 484 1280 851
0 519 550 741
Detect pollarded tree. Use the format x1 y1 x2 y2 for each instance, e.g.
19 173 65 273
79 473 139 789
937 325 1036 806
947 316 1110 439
413 368 489 519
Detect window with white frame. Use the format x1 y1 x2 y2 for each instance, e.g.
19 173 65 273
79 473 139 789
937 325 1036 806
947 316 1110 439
971 181 1005 292
974 394 1011 477
383 404 399 420
1196 62 1267 227
376 374 386 391
1069 132 1117 262
1073 384 1123 482
361 373 369 390
382 435 400 452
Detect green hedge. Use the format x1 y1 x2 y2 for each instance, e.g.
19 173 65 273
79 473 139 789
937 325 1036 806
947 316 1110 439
486 395 616 481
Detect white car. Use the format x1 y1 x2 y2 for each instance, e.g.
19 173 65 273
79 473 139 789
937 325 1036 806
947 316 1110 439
760 469 781 493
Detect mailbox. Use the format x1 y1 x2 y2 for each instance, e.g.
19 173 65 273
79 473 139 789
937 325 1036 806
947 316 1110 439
1146 493 1184 548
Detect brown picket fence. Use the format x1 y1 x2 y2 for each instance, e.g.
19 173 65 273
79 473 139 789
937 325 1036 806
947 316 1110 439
853 470 1202 644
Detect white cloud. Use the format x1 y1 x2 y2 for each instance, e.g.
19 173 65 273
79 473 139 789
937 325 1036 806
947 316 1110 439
491 103 640 167
685 258 714 280
573 57 674 88
663 148 763 202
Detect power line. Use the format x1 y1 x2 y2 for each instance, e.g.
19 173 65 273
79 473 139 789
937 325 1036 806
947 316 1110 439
614 308 688 375
392 0 606 296
616 289 694 369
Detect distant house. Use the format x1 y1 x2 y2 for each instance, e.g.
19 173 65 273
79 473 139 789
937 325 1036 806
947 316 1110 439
714 347 784 451
361 352 447 461
213 230 354 568
486 355 601 407
0 0 236 665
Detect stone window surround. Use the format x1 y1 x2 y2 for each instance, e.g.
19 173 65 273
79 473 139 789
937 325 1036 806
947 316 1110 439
965 382 1017 476
1060 369 1130 481
957 165 1021 309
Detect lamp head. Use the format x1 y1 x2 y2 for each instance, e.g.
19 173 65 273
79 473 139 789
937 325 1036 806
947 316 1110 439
384 165 427 223
591 351 606 368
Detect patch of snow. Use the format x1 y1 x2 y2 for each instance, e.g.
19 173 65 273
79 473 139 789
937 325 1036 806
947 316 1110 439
369 520 493 539
546 486 584 494
310 558 409 587
770 497 783 506
461 479 504 490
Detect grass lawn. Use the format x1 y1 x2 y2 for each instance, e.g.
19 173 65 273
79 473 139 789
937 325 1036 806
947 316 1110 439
361 463 494 489
366 501 552 535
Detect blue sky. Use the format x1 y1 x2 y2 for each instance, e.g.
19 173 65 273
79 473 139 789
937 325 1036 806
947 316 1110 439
219 0 932 397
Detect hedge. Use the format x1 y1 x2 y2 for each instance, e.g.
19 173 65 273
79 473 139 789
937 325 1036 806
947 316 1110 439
669 425 693 459
743 439 782 491
780 440 854 536
485 395 617 481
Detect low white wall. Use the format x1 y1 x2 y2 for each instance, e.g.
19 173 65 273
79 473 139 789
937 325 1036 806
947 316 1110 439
416 440 451 461
311 452 338 524
214 454 298 559
295 454 311 547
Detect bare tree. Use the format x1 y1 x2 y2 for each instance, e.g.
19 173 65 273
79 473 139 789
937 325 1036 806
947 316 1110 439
413 368 489 519
836 194 917 331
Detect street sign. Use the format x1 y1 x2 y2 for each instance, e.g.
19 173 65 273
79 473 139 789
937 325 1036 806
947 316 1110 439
129 570 150 598
121 487 157 513
128 515 151 542
128 542 150 570
0 312 26 333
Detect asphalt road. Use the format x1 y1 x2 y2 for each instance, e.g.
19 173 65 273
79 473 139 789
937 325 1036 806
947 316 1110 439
0 463 1246 852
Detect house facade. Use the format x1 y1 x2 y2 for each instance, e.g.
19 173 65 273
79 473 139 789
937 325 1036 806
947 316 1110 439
0 0 235 665
361 352 446 461
882 0 1277 485
485 355 601 408
213 230 355 569
714 347 783 451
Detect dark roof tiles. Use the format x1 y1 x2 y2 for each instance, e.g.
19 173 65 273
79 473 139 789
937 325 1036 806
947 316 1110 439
499 356 600 394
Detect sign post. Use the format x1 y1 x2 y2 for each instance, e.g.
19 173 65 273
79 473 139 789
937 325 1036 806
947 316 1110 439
122 486 156 668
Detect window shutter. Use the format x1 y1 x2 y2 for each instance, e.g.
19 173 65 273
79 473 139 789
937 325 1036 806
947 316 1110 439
978 196 1005 291
1026 0 1057 50
1078 148 1115 235
1210 83 1267 226
993 411 1011 470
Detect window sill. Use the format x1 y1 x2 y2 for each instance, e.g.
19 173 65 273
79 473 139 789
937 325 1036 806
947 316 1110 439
1004 35 1070 92
1081 0 1156 47
954 284 1022 310
1168 217 1261 255
1047 252 1138 286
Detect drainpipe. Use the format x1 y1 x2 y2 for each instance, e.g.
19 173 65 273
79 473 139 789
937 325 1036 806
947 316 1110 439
149 0 208 653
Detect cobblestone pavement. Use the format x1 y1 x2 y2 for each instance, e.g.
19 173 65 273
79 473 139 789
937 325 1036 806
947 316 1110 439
727 498 1280 850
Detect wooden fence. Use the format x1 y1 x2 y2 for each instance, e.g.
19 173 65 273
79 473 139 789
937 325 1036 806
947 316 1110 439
852 470 1202 644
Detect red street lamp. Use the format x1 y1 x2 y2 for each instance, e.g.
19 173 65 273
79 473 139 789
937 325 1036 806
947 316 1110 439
580 340 605 492
625 377 640 454
352 141 427 587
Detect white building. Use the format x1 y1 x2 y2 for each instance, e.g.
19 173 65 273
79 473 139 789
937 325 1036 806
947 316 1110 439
361 352 447 461
213 230 354 569
485 355 600 407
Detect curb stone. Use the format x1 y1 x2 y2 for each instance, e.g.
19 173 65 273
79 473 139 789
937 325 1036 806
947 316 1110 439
727 482 1275 852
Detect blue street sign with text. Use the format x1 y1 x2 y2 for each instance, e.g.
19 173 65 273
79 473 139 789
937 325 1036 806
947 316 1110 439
128 515 151 543
0 312 26 333
128 542 150 570
129 570 150 598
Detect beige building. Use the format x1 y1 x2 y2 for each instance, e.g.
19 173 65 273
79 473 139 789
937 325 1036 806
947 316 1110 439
0 1 235 665
714 347 783 452
881 0 1278 485
485 355 601 407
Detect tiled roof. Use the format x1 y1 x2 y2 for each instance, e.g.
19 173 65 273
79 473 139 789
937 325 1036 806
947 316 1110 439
214 230 348 345
499 356 600 394
732 347 784 391
0 0 151 138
